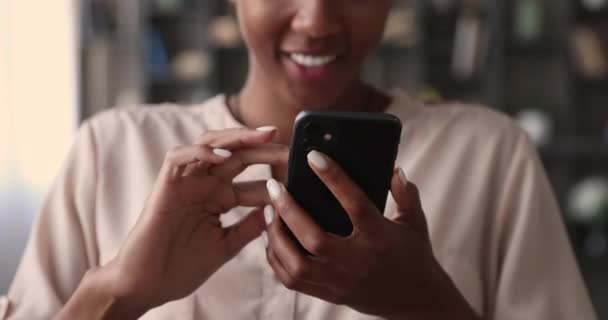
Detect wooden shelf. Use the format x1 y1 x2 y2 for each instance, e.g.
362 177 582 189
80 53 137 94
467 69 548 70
575 76 608 90
539 138 608 160
148 9 207 23
81 1 608 316
506 41 562 55
148 75 207 88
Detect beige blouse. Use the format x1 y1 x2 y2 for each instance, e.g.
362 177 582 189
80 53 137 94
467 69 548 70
1 90 597 319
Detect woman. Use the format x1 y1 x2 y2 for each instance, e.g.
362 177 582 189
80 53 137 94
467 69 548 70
1 0 596 319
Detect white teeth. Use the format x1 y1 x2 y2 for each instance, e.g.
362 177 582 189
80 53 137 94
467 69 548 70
289 53 337 67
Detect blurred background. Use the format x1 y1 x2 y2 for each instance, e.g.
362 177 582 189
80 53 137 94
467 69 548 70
1 0 608 317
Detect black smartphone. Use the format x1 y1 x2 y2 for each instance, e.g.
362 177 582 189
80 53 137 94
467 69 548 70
286 110 402 237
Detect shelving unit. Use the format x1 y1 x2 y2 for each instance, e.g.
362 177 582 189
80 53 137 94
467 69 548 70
80 0 608 317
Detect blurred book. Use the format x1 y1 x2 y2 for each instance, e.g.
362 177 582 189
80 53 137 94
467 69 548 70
514 0 544 44
570 26 608 78
452 9 487 80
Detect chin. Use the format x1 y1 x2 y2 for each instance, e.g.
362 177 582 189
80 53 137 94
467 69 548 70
285 83 349 110
290 93 339 110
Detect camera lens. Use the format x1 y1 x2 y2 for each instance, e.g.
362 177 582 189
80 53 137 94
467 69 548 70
303 121 337 145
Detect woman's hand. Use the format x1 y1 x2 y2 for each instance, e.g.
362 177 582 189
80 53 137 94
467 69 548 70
64 127 291 318
263 150 479 320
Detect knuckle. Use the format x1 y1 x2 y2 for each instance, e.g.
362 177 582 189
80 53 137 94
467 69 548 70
194 140 207 148
324 164 341 182
275 197 290 212
195 144 211 156
305 235 330 256
198 130 217 143
283 276 299 290
197 133 208 142
290 260 310 280
266 248 276 265
237 127 251 134
164 146 181 164
345 198 369 217
235 128 253 140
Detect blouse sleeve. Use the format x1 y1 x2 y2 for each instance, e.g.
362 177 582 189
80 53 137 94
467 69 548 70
2 121 100 319
489 131 597 320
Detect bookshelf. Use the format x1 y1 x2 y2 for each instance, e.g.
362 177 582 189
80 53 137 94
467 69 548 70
81 0 608 317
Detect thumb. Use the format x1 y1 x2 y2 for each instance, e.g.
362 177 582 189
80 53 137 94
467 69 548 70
390 168 428 234
223 207 266 258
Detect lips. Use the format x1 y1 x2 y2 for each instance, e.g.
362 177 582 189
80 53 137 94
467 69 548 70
279 47 346 82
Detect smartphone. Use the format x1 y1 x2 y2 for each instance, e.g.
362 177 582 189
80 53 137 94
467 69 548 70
286 110 402 237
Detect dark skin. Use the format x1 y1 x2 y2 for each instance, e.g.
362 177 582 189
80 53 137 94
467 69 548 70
232 0 393 144
265 159 477 319
55 0 479 319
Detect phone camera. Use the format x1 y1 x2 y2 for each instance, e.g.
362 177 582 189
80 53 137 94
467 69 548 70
304 121 337 145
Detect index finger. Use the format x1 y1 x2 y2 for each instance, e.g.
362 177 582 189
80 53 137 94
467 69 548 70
198 126 277 150
209 144 289 179
266 179 343 258
306 150 380 230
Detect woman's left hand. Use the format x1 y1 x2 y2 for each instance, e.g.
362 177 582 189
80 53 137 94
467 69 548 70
263 150 479 320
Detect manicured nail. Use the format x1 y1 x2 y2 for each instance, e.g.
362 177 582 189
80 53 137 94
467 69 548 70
213 148 232 158
266 179 282 201
257 126 277 132
264 205 274 225
398 167 408 188
307 150 328 170
261 231 268 247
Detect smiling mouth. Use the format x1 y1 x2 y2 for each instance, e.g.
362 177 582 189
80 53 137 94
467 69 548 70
285 53 339 68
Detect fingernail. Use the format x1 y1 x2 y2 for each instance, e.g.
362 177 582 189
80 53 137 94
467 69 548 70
213 148 232 158
261 231 268 247
307 150 328 170
264 205 274 225
266 179 282 201
398 167 408 187
257 126 277 132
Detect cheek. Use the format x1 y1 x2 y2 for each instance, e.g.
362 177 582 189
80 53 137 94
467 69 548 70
347 11 389 57
237 1 288 61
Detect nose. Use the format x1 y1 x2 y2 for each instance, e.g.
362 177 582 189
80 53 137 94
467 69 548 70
291 0 341 39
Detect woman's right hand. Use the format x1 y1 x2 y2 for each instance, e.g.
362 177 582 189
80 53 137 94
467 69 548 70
62 127 288 318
